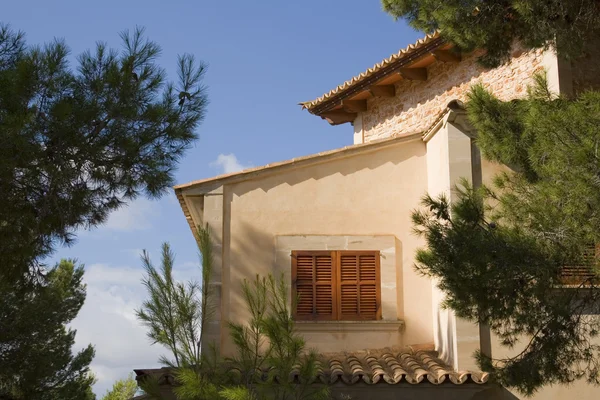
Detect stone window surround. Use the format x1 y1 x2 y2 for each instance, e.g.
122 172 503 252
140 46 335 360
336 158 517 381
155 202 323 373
275 235 402 332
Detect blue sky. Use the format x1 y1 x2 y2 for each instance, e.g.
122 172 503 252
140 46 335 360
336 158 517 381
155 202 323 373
3 1 420 396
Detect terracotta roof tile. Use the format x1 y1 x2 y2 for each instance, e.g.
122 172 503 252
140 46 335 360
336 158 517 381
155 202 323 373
313 347 488 385
300 32 443 111
134 347 488 388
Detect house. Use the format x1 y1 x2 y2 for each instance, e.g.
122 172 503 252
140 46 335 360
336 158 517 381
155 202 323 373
135 32 600 399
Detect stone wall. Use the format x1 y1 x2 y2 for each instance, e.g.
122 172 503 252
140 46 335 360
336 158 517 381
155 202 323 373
360 47 545 142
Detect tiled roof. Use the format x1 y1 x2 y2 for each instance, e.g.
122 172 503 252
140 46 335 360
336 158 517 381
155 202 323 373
315 347 488 385
134 347 488 388
300 32 444 112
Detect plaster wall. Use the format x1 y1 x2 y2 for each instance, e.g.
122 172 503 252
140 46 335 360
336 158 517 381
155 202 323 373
489 331 600 399
215 138 431 355
571 35 600 95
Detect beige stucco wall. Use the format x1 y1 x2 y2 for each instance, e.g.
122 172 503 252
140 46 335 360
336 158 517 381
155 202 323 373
210 138 431 355
191 112 512 361
359 47 547 142
488 331 600 400
426 118 455 366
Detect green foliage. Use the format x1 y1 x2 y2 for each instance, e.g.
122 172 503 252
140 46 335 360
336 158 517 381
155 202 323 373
172 368 220 400
380 0 600 388
381 0 600 66
468 74 600 253
219 387 256 400
136 374 164 400
136 242 183 367
197 226 217 357
136 232 214 369
138 228 328 400
412 76 600 395
0 23 208 280
102 374 138 400
171 275 329 400
222 275 329 400
137 225 221 400
0 260 96 399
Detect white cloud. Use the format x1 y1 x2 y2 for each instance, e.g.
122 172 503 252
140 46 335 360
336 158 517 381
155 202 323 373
72 261 200 396
84 263 144 287
210 153 252 174
101 197 158 232
72 263 160 396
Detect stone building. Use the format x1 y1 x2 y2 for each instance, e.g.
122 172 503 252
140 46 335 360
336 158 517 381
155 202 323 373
135 33 600 399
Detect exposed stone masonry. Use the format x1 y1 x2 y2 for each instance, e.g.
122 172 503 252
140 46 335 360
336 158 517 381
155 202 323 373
361 47 545 142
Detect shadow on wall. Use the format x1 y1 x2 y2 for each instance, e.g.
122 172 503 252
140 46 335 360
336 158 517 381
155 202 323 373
394 237 404 323
228 140 426 198
470 385 520 400
328 383 520 400
571 35 600 95
219 203 279 354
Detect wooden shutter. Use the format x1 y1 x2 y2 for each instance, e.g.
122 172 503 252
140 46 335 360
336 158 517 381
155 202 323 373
559 244 599 285
292 251 337 320
337 251 381 321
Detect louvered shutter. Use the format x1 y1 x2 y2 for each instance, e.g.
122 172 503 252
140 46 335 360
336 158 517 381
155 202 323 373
559 244 599 285
292 251 337 320
338 251 381 320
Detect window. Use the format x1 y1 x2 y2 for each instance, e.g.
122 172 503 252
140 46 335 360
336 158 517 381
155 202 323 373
291 250 381 321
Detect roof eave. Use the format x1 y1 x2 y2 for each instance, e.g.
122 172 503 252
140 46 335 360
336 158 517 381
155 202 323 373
301 33 450 117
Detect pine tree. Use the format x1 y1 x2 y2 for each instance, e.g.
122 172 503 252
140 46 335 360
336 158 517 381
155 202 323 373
136 226 221 400
137 229 328 400
136 243 203 369
101 375 138 400
412 75 600 395
220 275 329 400
0 260 96 399
169 275 329 400
381 0 600 66
0 23 208 281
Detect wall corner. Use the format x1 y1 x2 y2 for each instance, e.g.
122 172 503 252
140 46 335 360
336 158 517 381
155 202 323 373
200 186 225 357
542 47 573 97
353 114 364 144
